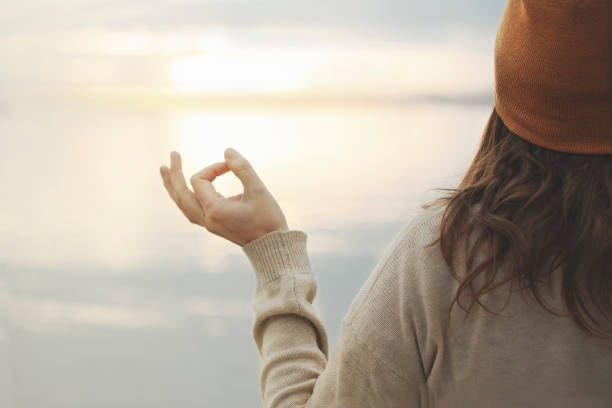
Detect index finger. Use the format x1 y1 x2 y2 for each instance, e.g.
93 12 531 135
190 161 231 210
191 161 230 183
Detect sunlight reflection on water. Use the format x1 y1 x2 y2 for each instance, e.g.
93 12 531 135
0 98 491 408
1 100 488 273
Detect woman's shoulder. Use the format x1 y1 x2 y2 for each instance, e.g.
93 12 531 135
367 202 448 281
392 202 446 252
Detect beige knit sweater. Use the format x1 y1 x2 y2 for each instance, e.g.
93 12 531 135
242 204 612 408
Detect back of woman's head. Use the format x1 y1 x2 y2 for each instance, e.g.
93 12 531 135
426 108 612 339
425 0 612 339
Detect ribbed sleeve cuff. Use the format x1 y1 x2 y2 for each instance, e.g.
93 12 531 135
241 229 311 290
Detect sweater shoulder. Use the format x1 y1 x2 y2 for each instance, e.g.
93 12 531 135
393 203 445 253
369 202 447 283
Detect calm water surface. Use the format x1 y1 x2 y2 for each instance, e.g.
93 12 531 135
0 95 491 407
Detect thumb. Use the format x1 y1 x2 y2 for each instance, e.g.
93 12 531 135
224 148 266 193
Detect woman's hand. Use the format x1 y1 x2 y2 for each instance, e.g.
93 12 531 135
160 148 289 247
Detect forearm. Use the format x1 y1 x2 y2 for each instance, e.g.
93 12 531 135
242 227 423 408
244 230 330 408
258 314 327 407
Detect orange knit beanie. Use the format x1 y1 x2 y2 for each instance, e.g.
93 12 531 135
494 0 612 154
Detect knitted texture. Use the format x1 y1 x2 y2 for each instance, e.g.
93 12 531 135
242 205 612 407
494 0 612 154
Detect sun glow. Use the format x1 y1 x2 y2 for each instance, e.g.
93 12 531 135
170 48 325 94
198 27 232 54
178 112 300 183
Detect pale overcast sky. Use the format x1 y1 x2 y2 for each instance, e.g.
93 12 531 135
3 1 505 36
1 1 507 97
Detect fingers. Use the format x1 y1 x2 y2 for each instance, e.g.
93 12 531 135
162 151 204 224
170 151 189 193
224 148 266 194
190 161 230 185
227 193 243 202
160 166 177 202
189 161 230 211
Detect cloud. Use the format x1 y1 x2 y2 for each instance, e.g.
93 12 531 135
0 279 252 332
2 0 506 40
1 294 170 331
182 296 251 318
1 1 505 95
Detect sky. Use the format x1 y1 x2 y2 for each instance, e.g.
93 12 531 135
1 1 504 34
0 0 505 97
0 1 507 407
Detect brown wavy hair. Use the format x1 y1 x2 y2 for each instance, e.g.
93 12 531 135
424 107 612 339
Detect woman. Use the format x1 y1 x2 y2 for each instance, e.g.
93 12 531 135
160 0 612 406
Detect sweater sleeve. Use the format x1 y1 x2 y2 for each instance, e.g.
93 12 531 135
242 228 427 408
